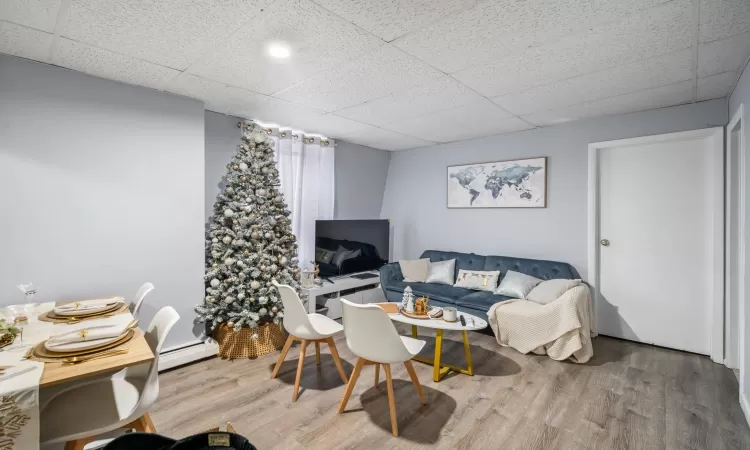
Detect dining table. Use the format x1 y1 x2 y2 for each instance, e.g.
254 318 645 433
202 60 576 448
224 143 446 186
0 300 155 450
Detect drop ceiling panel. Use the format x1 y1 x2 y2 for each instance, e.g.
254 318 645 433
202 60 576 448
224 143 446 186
289 114 377 139
337 125 434 150
227 89 326 128
0 21 52 61
0 0 61 32
699 0 750 43
334 76 485 126
453 0 693 97
492 49 693 116
273 44 443 111
697 71 739 101
393 0 672 74
309 0 476 42
383 99 530 142
50 38 179 91
162 73 237 114
187 0 382 95
521 81 693 127
698 31 750 77
61 0 272 70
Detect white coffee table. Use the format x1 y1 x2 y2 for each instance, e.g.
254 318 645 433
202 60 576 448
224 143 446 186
388 310 488 382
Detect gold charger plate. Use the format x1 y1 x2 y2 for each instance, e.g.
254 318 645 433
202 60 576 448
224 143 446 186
32 328 137 359
40 302 125 321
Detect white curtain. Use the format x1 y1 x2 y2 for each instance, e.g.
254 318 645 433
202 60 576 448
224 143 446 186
266 128 335 268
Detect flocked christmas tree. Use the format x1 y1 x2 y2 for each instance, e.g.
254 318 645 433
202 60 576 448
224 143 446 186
196 122 301 331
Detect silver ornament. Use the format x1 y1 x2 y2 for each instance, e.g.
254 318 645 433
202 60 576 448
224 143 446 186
256 189 267 197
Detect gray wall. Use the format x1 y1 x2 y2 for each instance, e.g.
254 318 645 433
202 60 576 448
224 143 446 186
205 111 241 222
334 141 391 220
381 99 728 279
0 55 205 350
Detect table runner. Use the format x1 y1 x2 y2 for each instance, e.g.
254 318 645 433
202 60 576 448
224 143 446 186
0 303 53 450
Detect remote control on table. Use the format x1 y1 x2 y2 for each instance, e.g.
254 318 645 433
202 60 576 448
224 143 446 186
459 315 466 326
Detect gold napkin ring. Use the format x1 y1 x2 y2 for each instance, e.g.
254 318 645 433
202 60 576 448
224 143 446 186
79 329 88 340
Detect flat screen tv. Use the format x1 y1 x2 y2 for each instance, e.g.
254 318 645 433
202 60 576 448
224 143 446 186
314 219 390 277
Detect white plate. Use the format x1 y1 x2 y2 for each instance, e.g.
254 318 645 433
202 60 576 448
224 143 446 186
44 331 127 352
53 301 122 316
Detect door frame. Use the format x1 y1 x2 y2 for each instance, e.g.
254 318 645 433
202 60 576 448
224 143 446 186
587 128 725 362
727 104 745 370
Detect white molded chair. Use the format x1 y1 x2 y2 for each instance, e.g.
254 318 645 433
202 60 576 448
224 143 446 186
41 306 180 449
271 281 348 401
337 299 427 437
130 282 155 319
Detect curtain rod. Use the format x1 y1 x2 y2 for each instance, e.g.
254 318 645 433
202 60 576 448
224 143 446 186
237 121 331 146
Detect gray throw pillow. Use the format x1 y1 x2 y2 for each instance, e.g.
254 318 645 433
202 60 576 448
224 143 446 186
526 279 582 304
332 246 361 267
494 270 542 298
425 259 456 285
399 258 430 282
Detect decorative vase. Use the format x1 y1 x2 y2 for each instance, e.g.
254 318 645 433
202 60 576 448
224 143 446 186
213 322 286 360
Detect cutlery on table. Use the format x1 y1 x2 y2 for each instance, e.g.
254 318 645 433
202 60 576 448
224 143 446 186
60 313 116 324
62 349 129 365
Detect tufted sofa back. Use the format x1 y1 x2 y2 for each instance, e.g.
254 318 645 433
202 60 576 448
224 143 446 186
420 250 580 281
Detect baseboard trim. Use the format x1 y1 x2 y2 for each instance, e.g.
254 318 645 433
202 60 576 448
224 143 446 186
159 339 218 371
742 392 750 430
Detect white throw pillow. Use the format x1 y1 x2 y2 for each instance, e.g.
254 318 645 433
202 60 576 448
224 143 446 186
494 270 542 298
526 279 582 304
425 259 456 285
453 270 500 292
399 258 430 282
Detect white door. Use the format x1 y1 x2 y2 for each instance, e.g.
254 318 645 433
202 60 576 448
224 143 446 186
597 133 721 354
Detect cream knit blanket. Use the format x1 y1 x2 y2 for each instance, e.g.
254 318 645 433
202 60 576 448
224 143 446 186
487 285 593 363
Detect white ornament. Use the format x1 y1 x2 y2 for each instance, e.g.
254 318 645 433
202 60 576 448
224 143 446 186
225 297 234 304
224 209 234 217
239 162 248 170
272 306 278 313
227 321 234 327
222 236 232 244
224 258 234 266
237 293 245 300
250 280 261 290
256 189 267 197
210 279 220 288
280 256 288 265
249 297 256 303
265 232 272 239
259 308 268 316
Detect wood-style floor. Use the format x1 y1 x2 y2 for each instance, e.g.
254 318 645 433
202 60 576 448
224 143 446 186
151 324 750 449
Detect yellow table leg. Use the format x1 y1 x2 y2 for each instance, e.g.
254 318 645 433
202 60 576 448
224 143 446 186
410 326 474 382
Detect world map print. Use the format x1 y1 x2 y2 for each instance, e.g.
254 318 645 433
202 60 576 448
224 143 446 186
447 157 546 208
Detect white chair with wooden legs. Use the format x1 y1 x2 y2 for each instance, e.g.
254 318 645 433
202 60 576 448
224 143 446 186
337 299 427 437
130 282 155 319
271 281 348 401
40 306 180 450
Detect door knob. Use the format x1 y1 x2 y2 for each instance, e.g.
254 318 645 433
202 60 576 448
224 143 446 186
600 239 610 247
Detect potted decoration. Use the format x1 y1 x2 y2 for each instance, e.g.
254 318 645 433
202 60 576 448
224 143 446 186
195 122 301 359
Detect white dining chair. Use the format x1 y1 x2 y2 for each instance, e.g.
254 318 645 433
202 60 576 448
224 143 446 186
40 306 180 449
130 282 155 319
271 280 348 402
337 299 427 437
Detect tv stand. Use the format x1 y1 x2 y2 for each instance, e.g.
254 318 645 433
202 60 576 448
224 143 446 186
350 272 379 280
300 271 384 318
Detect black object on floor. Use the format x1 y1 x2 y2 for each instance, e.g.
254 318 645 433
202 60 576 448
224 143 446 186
350 273 378 279
103 432 257 450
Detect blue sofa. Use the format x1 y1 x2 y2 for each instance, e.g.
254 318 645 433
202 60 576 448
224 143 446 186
380 250 581 321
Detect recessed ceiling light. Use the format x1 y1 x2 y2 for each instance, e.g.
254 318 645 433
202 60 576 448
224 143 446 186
268 43 290 59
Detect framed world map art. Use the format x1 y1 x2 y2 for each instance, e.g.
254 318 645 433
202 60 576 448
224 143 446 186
447 157 547 208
